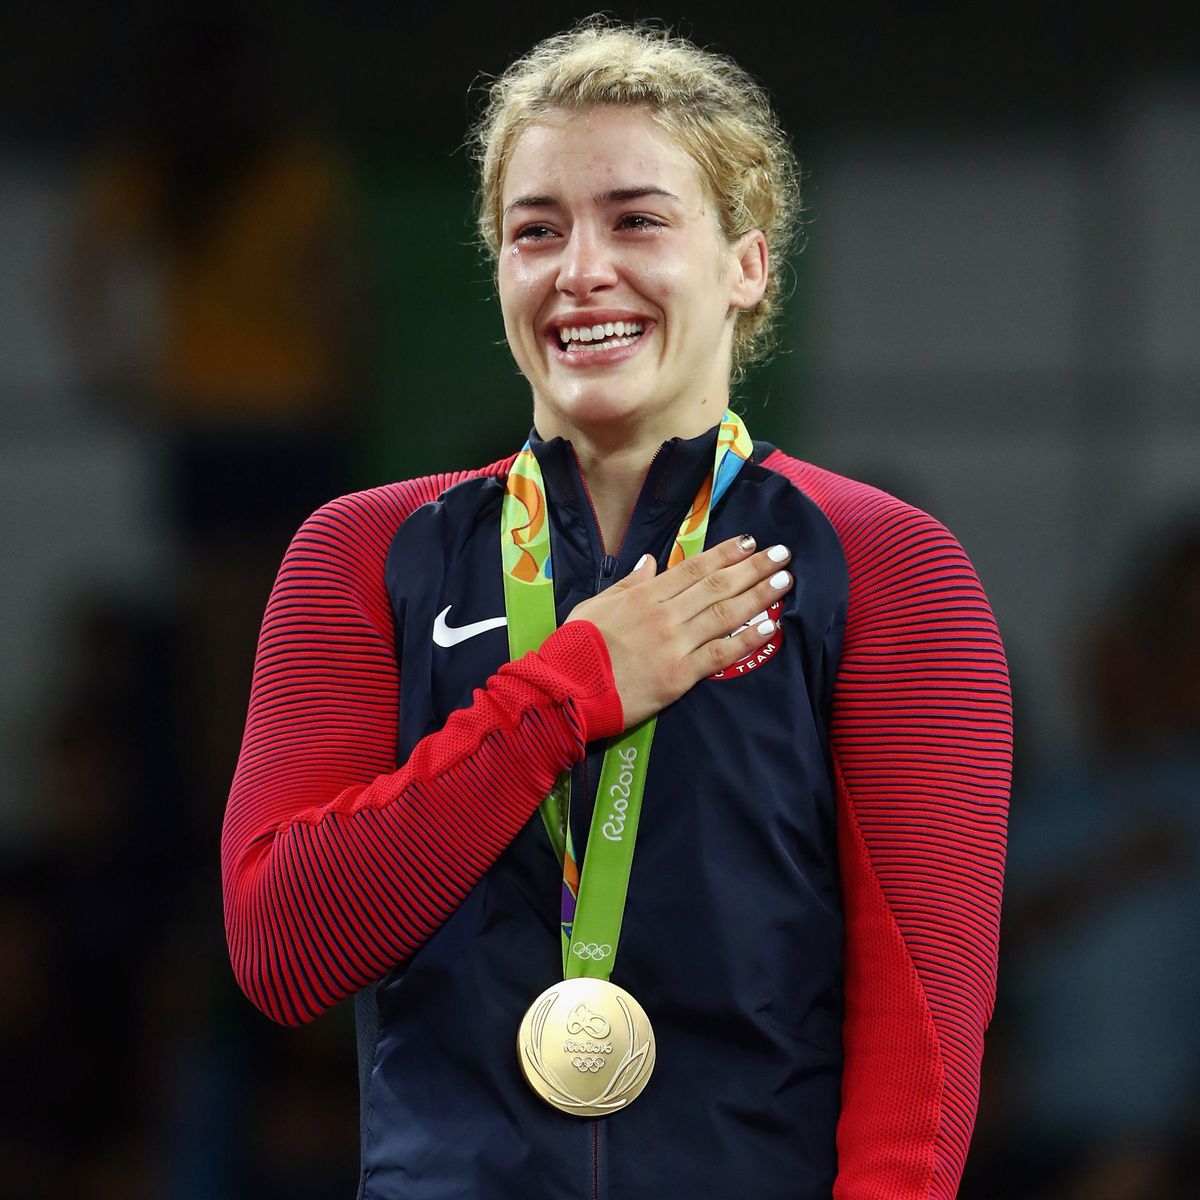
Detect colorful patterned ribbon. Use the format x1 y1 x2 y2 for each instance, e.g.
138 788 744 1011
502 412 753 978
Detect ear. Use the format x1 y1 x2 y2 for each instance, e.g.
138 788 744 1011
729 230 769 311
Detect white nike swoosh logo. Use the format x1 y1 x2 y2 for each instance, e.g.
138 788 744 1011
433 605 508 648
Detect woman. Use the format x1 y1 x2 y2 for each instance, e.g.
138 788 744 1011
222 20 1012 1200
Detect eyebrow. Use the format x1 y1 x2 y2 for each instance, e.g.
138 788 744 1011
503 186 681 217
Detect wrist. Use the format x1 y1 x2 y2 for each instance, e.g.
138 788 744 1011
536 621 624 740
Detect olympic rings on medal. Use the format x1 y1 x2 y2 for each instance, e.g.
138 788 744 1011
570 942 612 961
571 1055 606 1073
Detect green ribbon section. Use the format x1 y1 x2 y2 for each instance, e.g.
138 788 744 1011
502 448 572 866
502 413 752 979
564 714 656 979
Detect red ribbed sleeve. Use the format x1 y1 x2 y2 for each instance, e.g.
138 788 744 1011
221 469 624 1027
764 452 1012 1200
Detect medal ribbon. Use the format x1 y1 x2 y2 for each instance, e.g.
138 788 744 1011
502 412 753 978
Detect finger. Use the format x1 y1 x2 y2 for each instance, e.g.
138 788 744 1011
683 563 792 645
665 541 791 623
631 552 658 579
608 551 659 592
649 534 759 601
683 612 781 681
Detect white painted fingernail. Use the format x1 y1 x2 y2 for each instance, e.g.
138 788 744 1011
756 619 776 636
767 544 789 562
634 553 649 571
769 570 790 589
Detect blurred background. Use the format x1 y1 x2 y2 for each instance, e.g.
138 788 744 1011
1 2 1197 1197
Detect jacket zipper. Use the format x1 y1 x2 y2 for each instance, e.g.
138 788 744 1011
569 445 665 592
569 442 665 1200
572 748 602 1199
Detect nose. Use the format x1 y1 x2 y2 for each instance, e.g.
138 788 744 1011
555 224 617 299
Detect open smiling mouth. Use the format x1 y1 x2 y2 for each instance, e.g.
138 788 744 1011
556 320 645 354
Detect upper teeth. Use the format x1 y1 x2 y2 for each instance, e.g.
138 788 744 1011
558 321 644 344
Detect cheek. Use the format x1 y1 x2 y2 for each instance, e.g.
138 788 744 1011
634 241 716 303
498 254 546 322
497 268 547 373
630 259 678 300
496 273 527 336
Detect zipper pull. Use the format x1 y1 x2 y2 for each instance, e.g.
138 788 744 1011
596 554 618 592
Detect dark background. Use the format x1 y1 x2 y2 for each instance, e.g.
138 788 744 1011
1 3 1198 1197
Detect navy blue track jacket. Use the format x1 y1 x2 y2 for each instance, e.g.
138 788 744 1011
222 421 1012 1199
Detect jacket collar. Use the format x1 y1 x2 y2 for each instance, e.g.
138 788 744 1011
525 421 725 533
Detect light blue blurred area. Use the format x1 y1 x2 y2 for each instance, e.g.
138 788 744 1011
1006 748 1200 1140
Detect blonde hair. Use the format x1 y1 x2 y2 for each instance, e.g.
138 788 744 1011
471 17 801 377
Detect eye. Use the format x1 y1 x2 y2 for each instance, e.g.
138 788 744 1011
513 223 558 242
617 213 665 232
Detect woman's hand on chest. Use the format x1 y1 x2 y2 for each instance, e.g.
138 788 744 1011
565 534 793 728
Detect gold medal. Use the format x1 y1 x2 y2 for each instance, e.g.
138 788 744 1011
517 977 656 1117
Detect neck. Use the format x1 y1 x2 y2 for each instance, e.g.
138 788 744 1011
572 432 664 552
534 403 722 552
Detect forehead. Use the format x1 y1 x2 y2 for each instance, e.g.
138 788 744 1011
501 106 705 204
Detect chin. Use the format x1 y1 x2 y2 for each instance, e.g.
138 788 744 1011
541 376 655 429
